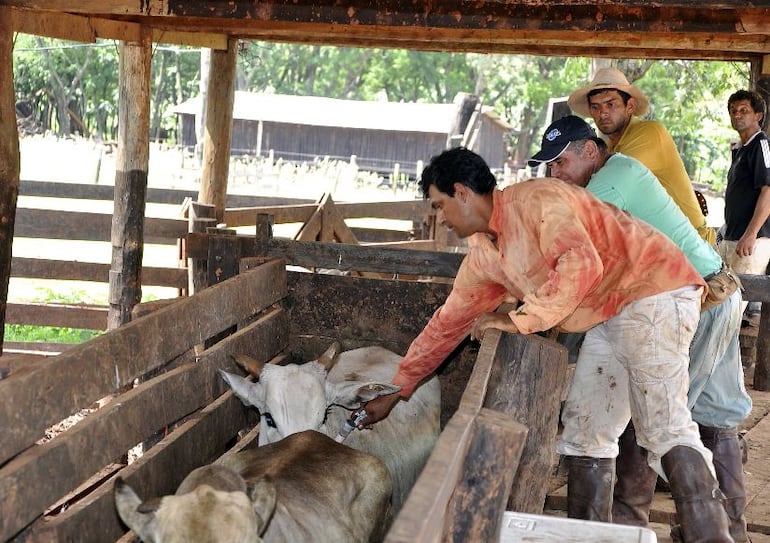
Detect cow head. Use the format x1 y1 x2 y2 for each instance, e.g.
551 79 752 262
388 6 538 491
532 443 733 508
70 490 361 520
114 469 276 543
220 342 400 445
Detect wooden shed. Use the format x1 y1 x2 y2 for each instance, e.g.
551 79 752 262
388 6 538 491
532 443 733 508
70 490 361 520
173 91 513 174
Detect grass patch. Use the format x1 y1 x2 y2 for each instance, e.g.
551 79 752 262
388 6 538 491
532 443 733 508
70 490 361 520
4 324 101 344
5 287 108 344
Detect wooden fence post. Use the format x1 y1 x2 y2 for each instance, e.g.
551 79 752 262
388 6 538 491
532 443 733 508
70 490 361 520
198 37 237 223
0 7 20 354
108 35 151 330
187 202 217 294
752 260 770 391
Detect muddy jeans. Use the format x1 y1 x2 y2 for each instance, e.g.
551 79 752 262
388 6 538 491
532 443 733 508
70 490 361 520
689 289 752 428
557 286 715 480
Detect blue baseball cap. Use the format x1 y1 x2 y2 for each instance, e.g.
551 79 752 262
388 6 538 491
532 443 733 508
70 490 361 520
528 115 599 167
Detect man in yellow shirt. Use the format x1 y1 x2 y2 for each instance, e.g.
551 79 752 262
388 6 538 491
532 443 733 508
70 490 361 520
568 67 714 244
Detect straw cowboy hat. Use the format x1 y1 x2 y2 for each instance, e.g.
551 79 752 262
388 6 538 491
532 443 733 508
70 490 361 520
567 67 650 118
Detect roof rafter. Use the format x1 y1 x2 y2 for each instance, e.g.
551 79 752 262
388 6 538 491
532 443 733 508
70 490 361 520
4 1 770 61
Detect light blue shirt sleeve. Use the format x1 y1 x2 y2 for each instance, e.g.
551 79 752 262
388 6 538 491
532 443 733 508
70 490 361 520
588 153 721 277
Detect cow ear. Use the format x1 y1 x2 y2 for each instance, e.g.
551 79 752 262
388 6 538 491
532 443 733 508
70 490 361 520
114 477 159 541
247 478 277 535
328 381 401 408
231 353 265 377
218 369 266 411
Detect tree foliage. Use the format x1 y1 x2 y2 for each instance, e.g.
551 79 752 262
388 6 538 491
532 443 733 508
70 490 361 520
12 34 750 188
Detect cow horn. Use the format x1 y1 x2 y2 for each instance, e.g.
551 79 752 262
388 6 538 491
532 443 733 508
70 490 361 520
231 354 265 377
317 341 342 371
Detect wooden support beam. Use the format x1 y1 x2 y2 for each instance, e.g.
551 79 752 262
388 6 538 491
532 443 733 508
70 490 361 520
11 8 96 42
6 3 770 60
0 6 20 355
108 34 151 330
198 37 237 223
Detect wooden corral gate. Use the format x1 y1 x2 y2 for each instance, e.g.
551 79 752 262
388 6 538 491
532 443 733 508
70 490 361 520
0 231 570 542
6 179 445 352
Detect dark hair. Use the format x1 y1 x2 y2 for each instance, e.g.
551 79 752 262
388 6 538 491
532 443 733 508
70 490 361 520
418 147 497 199
728 89 766 121
586 88 632 106
570 137 609 155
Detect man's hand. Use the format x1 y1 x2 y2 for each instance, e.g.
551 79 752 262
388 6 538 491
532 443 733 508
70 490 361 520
471 312 519 341
359 393 401 428
736 234 757 258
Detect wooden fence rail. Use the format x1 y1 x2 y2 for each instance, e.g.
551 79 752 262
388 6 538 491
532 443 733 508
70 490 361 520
5 180 440 350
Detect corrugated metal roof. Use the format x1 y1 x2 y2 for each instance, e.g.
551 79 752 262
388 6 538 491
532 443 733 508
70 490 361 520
173 91 512 134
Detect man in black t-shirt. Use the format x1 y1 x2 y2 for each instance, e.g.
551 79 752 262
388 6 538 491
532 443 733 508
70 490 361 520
718 89 770 327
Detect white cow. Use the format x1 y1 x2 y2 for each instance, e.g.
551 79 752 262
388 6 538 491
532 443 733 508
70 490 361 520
115 430 392 543
219 342 441 513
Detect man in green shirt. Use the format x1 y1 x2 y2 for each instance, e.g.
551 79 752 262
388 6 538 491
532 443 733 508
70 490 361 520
530 115 750 542
567 67 714 244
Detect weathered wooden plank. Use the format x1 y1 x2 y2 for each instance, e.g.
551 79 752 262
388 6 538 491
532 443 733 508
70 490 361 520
444 408 527 543
8 3 770 61
19 179 313 208
24 388 255 543
224 203 317 227
482 331 569 513
10 0 770 16
754 302 770 391
0 309 284 541
11 7 96 42
271 238 464 277
457 328 499 413
14 208 187 245
10 257 187 288
285 271 453 356
224 200 430 228
0 260 286 464
1 342 73 355
386 409 475 543
351 228 417 244
185 233 465 277
0 6 19 355
5 302 108 330
740 274 770 304
386 406 527 543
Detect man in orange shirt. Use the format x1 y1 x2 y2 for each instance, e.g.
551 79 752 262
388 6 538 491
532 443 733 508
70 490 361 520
361 148 731 542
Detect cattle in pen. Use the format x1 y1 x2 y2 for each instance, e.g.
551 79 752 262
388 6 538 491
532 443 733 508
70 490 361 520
219 342 441 513
114 430 392 543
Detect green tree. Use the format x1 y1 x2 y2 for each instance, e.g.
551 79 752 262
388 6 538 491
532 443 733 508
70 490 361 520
12 35 753 188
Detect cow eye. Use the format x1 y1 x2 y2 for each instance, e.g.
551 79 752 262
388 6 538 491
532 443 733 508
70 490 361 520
262 412 277 428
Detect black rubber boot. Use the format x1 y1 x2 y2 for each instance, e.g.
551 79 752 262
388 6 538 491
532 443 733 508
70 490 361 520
662 445 733 543
567 456 615 522
612 421 658 527
700 426 750 543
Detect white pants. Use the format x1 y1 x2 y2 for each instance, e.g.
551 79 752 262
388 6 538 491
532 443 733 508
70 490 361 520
557 286 714 480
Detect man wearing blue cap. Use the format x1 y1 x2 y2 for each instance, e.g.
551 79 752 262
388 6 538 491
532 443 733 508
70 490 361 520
531 115 750 542
361 145 732 543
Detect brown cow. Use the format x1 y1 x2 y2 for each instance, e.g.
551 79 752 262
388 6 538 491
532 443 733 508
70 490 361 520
115 430 392 543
